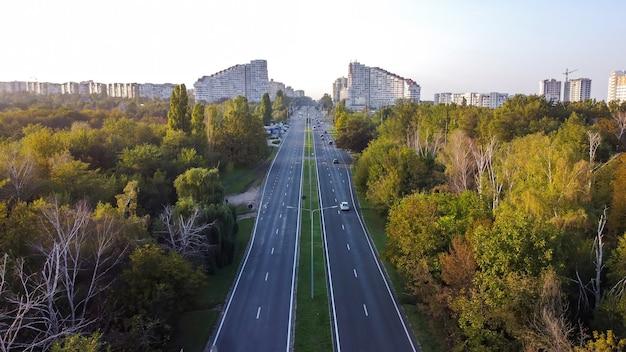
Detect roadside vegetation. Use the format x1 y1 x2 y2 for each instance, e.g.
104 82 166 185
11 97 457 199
330 96 626 351
0 88 272 350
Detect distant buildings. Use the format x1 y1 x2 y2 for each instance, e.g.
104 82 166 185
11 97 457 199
0 79 178 100
332 77 348 103
268 79 285 99
194 59 269 103
334 61 420 111
539 79 562 103
608 71 626 103
434 91 508 108
564 78 591 102
138 83 175 100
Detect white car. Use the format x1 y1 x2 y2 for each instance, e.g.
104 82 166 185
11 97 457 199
340 202 350 211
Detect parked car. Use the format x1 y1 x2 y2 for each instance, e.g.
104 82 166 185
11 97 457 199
340 202 350 211
332 158 339 164
328 140 333 145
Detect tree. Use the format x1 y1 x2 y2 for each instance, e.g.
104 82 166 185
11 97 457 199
167 84 190 133
258 93 273 126
439 130 476 193
191 102 206 137
118 244 206 322
272 90 288 122
174 167 224 206
318 93 333 111
335 113 375 152
50 333 102 352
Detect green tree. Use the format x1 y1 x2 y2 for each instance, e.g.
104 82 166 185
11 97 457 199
318 93 333 111
258 93 273 126
191 102 206 137
335 113 376 152
174 167 224 206
167 84 190 133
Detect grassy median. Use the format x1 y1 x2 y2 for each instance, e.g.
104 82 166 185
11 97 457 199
295 122 333 351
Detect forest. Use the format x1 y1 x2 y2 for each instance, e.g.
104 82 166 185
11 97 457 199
0 87 274 351
334 96 626 351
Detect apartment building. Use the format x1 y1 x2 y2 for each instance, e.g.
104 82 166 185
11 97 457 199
539 79 562 102
608 71 626 103
564 78 591 102
194 59 269 103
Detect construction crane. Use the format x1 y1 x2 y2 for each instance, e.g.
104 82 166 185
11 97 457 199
563 68 578 82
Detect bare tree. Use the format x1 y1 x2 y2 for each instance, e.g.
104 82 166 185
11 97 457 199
406 124 444 159
0 147 35 202
159 206 214 259
571 207 608 315
587 131 601 192
614 110 626 147
526 269 575 352
591 207 607 312
471 138 503 210
440 131 476 193
0 200 126 351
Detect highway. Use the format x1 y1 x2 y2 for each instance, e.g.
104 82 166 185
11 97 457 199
311 110 419 352
209 109 306 352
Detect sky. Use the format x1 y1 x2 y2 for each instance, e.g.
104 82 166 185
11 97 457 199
0 0 624 100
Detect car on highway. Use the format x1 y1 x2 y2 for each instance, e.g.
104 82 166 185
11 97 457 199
328 140 333 145
332 158 339 164
340 202 350 211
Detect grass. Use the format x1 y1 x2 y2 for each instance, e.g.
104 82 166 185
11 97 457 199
222 147 278 194
295 122 333 352
355 193 446 352
170 217 255 352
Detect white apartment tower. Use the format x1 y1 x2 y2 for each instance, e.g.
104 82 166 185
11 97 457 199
564 78 591 102
539 79 562 103
194 60 269 103
608 71 626 103
345 62 420 110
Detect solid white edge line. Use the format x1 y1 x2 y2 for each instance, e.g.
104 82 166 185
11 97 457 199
211 115 292 350
286 112 305 351
338 145 418 352
314 120 342 352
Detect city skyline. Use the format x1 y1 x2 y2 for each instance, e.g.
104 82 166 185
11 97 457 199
0 0 624 100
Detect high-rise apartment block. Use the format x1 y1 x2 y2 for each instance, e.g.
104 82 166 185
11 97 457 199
337 62 420 111
194 60 269 103
539 79 562 102
564 78 591 102
434 91 508 108
333 77 348 103
608 71 626 103
268 79 285 99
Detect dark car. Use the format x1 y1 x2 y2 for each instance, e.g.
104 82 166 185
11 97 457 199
329 141 333 145
332 158 339 164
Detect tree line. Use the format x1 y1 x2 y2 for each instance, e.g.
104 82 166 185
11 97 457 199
0 85 271 350
335 96 626 351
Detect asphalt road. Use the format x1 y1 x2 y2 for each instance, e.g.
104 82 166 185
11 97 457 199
209 109 306 352
312 111 419 352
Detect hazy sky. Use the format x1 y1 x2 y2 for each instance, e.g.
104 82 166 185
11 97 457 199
1 0 624 100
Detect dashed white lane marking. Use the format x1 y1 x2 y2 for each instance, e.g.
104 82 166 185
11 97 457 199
276 228 279 234
279 213 282 218
265 272 269 281
353 269 358 278
337 210 340 214
363 304 368 317
334 198 337 202
271 247 275 255
347 243 351 251
285 192 287 196
256 306 262 319
342 224 345 230
282 202 285 206
332 189 335 193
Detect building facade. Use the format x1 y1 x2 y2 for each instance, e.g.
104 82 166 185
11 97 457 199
194 59 269 103
539 79 562 103
107 83 139 98
608 71 626 103
564 78 591 102
333 77 348 103
268 79 286 99
138 83 175 100
344 61 420 110
434 91 508 108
